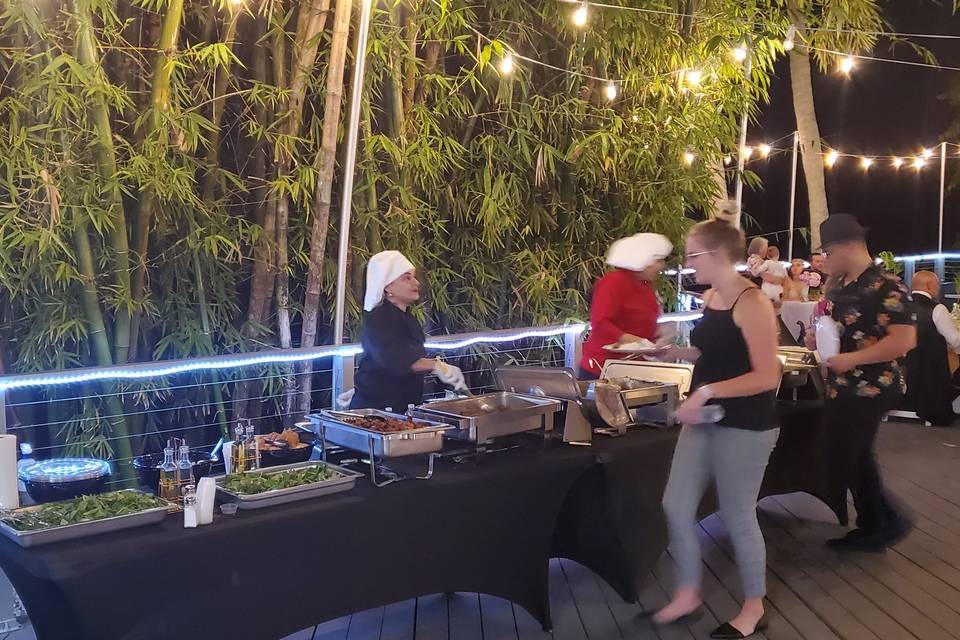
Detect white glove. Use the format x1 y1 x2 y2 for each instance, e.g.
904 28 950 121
433 360 467 391
336 388 356 409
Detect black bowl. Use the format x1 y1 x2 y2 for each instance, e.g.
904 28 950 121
133 451 215 494
23 475 109 504
258 443 315 468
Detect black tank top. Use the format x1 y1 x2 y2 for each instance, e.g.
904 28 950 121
690 288 778 431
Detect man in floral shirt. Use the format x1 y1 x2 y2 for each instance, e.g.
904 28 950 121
806 215 916 553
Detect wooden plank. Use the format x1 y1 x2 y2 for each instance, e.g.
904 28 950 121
639 553 695 640
315 615 352 640
347 608 385 640
652 551 723 639
774 493 960 639
763 497 951 640
478 595 518 640
595 578 660 640
560 560 623 640
701 512 878 640
380 599 417 640
548 559 589 640
415 595 449 640
448 594 482 640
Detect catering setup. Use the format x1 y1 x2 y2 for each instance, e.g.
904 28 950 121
0 338 842 640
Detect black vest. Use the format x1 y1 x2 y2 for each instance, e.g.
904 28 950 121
904 294 954 424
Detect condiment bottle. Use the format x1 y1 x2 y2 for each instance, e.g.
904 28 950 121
158 447 179 502
244 424 259 471
182 484 198 528
177 444 195 496
231 424 246 474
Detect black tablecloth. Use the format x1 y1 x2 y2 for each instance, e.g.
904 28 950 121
0 443 595 640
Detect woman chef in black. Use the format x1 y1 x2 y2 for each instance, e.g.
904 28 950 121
349 251 465 411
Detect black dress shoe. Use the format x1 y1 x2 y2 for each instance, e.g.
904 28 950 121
710 617 767 639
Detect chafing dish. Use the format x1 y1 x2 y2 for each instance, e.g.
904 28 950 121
411 392 560 447
777 347 826 399
309 410 452 486
215 461 360 509
0 489 170 548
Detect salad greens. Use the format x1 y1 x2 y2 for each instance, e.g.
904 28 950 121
2 491 168 532
220 464 339 495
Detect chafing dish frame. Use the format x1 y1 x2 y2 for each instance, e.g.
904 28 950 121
410 392 561 450
309 410 452 487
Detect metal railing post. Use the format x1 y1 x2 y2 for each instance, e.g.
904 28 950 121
331 354 355 409
564 329 583 371
935 257 946 285
903 260 916 290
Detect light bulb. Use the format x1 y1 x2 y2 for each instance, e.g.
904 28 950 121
742 146 754 160
860 157 873 169
572 2 588 27
685 69 703 86
723 155 732 166
913 157 926 169
604 82 618 101
839 56 855 74
683 151 696 166
783 38 794 51
732 47 748 62
499 54 514 75
783 26 796 51
631 114 639 122
892 157 904 168
825 150 839 167
229 0 243 5
758 144 771 158
922 148 933 159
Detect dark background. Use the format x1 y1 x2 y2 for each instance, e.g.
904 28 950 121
742 0 960 258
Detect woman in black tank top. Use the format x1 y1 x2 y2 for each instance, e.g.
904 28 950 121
650 220 782 639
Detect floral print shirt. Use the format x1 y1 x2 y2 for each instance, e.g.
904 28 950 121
825 265 915 401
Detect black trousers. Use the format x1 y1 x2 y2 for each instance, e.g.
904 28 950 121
820 395 901 533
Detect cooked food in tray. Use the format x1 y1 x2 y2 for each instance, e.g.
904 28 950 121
256 428 309 451
219 463 343 495
1 490 168 532
338 414 422 433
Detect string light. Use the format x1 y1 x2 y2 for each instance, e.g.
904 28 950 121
572 1 589 27
723 155 732 166
604 82 618 100
892 157 904 168
860 157 873 169
732 46 748 62
631 114 639 122
742 146 754 160
783 26 796 51
498 53 515 75
682 151 696 166
838 56 855 74
913 156 926 169
922 148 934 159
825 149 839 167
685 69 703 86
758 144 771 158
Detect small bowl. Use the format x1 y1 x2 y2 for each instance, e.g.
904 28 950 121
19 458 111 504
219 503 238 515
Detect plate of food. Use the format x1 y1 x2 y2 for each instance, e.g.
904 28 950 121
602 338 661 354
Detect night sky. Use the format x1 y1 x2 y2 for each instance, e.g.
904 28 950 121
743 0 960 258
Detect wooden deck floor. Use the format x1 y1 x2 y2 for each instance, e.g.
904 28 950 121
4 420 960 640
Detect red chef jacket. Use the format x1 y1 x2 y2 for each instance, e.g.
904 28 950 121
580 269 661 377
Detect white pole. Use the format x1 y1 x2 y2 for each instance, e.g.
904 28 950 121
333 0 374 345
939 141 947 254
733 56 752 229
787 130 799 261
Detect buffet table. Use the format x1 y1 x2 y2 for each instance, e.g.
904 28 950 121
0 407 839 640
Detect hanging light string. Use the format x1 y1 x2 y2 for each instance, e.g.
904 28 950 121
734 139 960 168
802 43 960 73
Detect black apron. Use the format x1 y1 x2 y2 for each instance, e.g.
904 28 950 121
351 303 428 411
904 294 954 425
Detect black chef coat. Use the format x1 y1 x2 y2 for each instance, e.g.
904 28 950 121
351 302 428 411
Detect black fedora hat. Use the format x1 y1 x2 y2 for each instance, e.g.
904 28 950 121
820 214 868 247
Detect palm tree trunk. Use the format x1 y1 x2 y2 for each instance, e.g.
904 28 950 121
786 7 829 250
298 0 354 413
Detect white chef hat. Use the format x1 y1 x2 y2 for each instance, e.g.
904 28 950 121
363 250 416 312
605 233 673 272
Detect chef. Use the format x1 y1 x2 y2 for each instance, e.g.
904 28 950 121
349 251 466 411
579 233 673 379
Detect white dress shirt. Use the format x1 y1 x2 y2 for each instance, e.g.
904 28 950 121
912 291 960 349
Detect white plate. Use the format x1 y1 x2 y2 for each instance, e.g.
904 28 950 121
603 340 659 354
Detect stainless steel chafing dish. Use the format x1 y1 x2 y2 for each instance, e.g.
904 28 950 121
493 364 682 441
309 409 453 486
777 346 826 399
410 392 560 450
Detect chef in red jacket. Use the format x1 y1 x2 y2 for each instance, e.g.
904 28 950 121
579 233 673 379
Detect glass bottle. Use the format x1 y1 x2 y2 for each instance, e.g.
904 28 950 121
158 447 179 502
244 424 259 471
231 423 246 474
177 444 194 496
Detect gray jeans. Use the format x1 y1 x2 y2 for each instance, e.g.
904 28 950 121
662 424 780 599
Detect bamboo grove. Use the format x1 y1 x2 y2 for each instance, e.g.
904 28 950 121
0 0 787 460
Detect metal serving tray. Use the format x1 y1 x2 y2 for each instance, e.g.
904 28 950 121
215 461 360 510
412 392 560 443
0 489 170 548
311 410 452 458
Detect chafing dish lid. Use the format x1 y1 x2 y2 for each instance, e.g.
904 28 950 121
19 458 111 483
